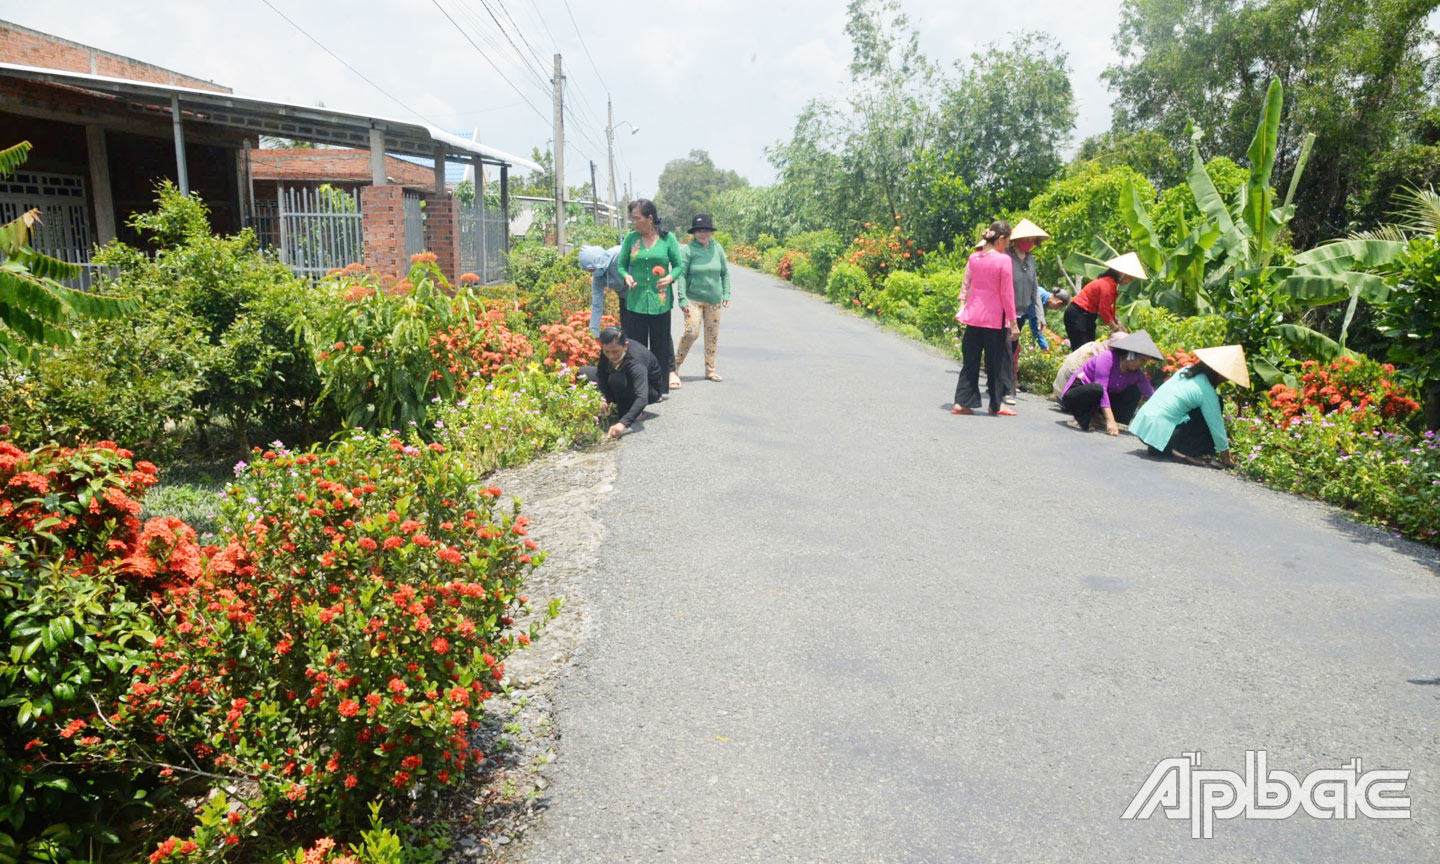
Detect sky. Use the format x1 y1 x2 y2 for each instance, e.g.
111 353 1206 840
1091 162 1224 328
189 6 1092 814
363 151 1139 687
1 0 1124 198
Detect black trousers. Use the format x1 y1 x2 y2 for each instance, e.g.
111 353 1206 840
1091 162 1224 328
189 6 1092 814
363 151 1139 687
954 324 1008 411
1060 383 1142 429
1147 407 1218 458
626 309 674 391
616 300 642 343
1064 303 1098 351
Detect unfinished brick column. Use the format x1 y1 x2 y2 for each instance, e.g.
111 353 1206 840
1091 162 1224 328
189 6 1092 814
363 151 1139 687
423 192 461 284
360 185 406 277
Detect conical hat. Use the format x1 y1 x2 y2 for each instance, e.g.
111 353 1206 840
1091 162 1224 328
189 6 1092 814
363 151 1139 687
1010 218 1050 241
1104 252 1148 280
1193 345 1250 388
973 239 985 250
1109 329 1164 361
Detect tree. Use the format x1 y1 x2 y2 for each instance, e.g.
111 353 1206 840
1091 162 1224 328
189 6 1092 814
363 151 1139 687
653 150 747 231
907 32 1076 251
1075 129 1184 189
1104 0 1440 245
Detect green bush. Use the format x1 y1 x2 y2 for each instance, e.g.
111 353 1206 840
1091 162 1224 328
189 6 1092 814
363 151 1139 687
0 308 206 460
916 270 966 341
431 363 604 474
90 185 326 451
566 221 622 249
1016 326 1064 394
1378 234 1440 404
1120 302 1228 357
790 256 822 292
825 261 868 306
783 229 845 282
755 233 778 252
761 246 786 275
505 241 565 293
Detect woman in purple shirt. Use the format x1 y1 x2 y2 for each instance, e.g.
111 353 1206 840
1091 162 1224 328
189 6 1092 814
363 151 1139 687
1060 330 1163 435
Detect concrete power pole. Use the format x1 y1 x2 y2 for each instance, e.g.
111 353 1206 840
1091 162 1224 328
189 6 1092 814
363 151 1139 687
606 96 617 229
590 160 600 225
552 53 565 254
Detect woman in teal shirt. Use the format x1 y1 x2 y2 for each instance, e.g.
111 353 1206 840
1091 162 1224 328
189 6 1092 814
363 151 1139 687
617 199 684 395
1130 344 1249 467
675 214 731 383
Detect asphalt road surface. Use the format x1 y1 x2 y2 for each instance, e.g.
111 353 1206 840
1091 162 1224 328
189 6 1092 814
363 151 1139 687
518 266 1440 863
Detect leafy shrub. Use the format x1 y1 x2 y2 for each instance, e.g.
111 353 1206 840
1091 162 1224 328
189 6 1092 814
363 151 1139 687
91 185 325 450
825 262 869 306
761 246 786 275
712 230 737 250
843 219 921 285
783 229 845 281
1120 302 1228 359
1378 234 1440 397
790 256 821 292
0 441 186 862
105 430 550 856
755 233 778 252
0 309 206 460
505 242 567 293
730 243 763 269
777 250 808 281
1016 326 1064 394
1018 161 1153 283
916 270 967 341
432 364 604 474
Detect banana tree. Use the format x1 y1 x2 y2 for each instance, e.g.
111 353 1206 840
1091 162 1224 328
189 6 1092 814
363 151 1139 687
0 141 135 363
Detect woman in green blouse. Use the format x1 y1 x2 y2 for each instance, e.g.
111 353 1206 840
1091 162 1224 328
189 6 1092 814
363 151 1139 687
617 199 684 395
675 213 731 383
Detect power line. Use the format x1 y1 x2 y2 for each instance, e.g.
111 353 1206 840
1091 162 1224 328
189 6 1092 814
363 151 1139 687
494 0 551 73
561 0 610 95
449 0 552 96
428 0 552 126
257 0 435 126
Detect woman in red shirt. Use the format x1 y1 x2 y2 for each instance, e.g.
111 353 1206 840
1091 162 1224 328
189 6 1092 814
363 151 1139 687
1064 252 1147 350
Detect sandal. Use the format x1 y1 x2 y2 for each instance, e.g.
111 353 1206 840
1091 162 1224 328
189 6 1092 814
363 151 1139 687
706 372 723 382
990 406 1018 416
951 405 974 415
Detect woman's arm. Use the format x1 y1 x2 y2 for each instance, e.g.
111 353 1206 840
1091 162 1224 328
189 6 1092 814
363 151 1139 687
720 245 731 302
675 242 691 306
617 232 637 284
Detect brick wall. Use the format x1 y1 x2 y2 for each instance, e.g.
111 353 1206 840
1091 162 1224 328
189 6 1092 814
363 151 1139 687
424 193 461 284
250 149 435 187
361 185 406 278
0 20 229 92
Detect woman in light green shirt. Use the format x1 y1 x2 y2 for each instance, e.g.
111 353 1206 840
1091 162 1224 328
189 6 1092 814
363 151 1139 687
1130 344 1249 467
675 213 731 383
616 198 684 395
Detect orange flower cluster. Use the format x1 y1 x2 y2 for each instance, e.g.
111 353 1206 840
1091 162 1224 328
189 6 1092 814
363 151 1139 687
847 219 921 284
1162 350 1200 374
1265 357 1421 424
430 309 534 383
777 250 808 281
540 310 616 368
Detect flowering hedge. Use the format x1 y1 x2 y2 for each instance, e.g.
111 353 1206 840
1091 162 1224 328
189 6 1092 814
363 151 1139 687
1263 357 1421 424
1 429 554 862
539 310 616 369
844 218 923 285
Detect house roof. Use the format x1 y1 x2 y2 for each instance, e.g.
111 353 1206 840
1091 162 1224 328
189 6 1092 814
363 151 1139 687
0 61 541 172
250 148 437 189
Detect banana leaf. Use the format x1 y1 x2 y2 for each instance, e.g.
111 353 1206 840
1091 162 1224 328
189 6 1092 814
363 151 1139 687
1120 178 1164 277
1275 323 1355 362
1291 239 1407 271
1242 79 1283 257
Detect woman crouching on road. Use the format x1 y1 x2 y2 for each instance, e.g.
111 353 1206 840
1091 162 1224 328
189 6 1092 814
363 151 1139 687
952 220 1018 416
1129 345 1250 467
674 213 731 383
617 199 684 395
1059 330 1163 435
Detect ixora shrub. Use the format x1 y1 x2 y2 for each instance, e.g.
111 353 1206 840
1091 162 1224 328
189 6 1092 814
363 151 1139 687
0 441 196 861
301 256 532 433
431 364 605 475
844 219 923 285
94 431 553 856
539 310 617 369
1263 357 1422 424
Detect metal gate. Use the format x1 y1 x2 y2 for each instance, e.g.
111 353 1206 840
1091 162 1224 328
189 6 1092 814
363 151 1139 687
403 192 425 261
0 170 98 289
277 186 364 277
458 195 507 283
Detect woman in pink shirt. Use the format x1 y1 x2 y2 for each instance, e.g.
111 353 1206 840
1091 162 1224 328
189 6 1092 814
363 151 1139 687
952 221 1019 416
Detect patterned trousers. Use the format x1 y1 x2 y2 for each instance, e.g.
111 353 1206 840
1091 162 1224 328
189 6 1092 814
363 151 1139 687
676 302 722 374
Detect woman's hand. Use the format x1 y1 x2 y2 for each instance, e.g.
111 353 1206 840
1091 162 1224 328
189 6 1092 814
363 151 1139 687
1105 421 1120 436
607 422 628 439
657 275 674 288
624 274 637 289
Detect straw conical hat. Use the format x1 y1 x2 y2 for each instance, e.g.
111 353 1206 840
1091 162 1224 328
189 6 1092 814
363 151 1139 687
973 239 986 250
1104 252 1148 280
1109 329 1164 361
1193 345 1250 388
1010 218 1050 241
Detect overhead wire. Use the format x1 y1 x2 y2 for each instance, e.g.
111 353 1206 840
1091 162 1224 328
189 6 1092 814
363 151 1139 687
428 0 553 126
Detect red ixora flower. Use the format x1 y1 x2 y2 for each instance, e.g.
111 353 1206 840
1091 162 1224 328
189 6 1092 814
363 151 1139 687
431 637 450 654
338 699 359 717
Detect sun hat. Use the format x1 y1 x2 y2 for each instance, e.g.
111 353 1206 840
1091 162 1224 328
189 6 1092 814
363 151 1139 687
1193 345 1251 388
688 213 717 233
1108 329 1164 361
1104 252 1148 280
973 239 986 250
1010 218 1050 242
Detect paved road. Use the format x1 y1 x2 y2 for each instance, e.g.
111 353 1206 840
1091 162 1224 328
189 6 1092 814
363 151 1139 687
518 267 1440 863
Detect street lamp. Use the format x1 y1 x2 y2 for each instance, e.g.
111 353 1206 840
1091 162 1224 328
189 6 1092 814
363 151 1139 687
607 98 640 227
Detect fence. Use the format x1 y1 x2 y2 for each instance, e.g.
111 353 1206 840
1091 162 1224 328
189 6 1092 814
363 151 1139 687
276 186 364 277
458 196 507 283
403 192 425 261
0 169 102 289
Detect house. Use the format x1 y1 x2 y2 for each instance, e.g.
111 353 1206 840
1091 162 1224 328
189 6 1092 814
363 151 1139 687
0 19 538 283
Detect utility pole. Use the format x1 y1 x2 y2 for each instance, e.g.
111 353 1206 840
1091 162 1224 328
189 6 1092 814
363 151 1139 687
552 53 565 254
589 160 600 225
606 96 617 229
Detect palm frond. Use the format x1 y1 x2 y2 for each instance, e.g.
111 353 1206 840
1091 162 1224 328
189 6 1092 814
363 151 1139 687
0 141 31 178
